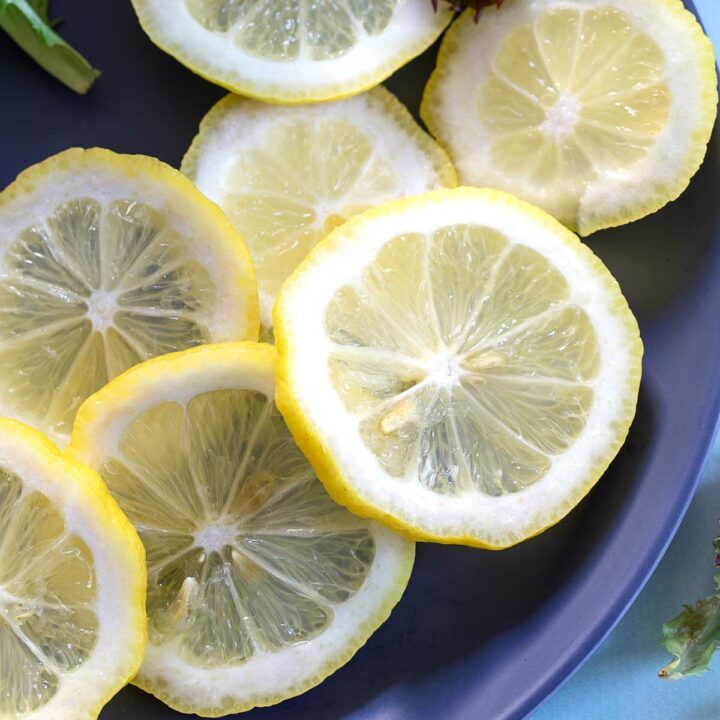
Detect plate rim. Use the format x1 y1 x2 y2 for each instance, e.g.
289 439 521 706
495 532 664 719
513 3 720 711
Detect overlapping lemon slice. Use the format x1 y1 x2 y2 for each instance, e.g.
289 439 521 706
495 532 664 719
275 188 642 548
421 0 717 234
183 87 455 336
69 343 413 716
0 148 258 444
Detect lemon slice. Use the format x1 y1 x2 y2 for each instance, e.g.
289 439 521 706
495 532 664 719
0 148 258 445
130 0 452 103
421 0 718 235
69 343 414 716
274 188 642 548
0 418 145 719
183 87 455 336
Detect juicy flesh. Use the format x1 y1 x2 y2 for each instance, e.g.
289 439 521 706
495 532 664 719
186 0 396 60
480 7 671 223
221 117 398 334
325 224 600 496
0 469 98 714
100 389 375 668
0 199 217 438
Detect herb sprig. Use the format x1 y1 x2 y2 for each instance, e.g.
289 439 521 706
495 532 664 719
661 533 720 679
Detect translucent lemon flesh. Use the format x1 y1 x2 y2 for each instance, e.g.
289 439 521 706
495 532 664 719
222 118 397 334
325 223 599 496
480 6 670 221
100 387 376 669
0 469 98 715
0 199 216 438
186 0 395 60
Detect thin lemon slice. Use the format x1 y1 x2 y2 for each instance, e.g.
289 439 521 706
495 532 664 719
421 0 717 235
274 188 642 548
0 418 145 720
183 87 455 336
0 148 258 445
69 343 414 716
130 0 452 103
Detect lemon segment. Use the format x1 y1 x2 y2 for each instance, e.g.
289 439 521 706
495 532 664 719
421 0 717 235
0 148 258 445
274 188 642 548
69 343 414 716
0 418 145 720
183 87 455 335
131 0 452 103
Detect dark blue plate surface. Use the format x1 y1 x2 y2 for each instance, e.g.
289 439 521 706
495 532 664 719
1 3 718 719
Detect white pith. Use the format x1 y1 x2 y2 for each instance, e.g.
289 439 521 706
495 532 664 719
86 290 118 332
541 93 581 138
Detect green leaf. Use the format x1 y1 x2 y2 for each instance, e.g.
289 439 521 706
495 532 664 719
0 0 99 94
27 0 48 21
661 541 720 679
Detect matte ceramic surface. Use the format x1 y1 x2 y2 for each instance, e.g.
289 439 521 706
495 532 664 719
0 3 718 718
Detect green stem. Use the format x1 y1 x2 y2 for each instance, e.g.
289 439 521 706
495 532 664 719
0 0 99 94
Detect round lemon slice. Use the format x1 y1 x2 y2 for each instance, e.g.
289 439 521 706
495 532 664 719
0 418 145 720
0 148 258 445
421 0 718 235
130 0 452 103
69 343 414 716
182 87 455 336
274 188 642 548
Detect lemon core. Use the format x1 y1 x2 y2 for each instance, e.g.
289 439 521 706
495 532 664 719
193 522 236 553
541 93 580 138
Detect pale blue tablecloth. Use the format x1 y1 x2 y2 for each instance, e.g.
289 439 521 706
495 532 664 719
531 4 720 718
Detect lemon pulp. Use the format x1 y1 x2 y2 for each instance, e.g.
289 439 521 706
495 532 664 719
421 0 717 234
100 387 376 668
222 118 396 329
325 223 599 496
69 343 413 713
0 198 216 438
187 0 395 60
481 6 670 221
274 188 642 546
132 0 451 104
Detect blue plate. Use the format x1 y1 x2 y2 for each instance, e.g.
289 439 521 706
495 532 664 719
1 2 718 718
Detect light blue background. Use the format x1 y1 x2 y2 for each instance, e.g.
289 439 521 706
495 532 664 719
532 4 720 718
